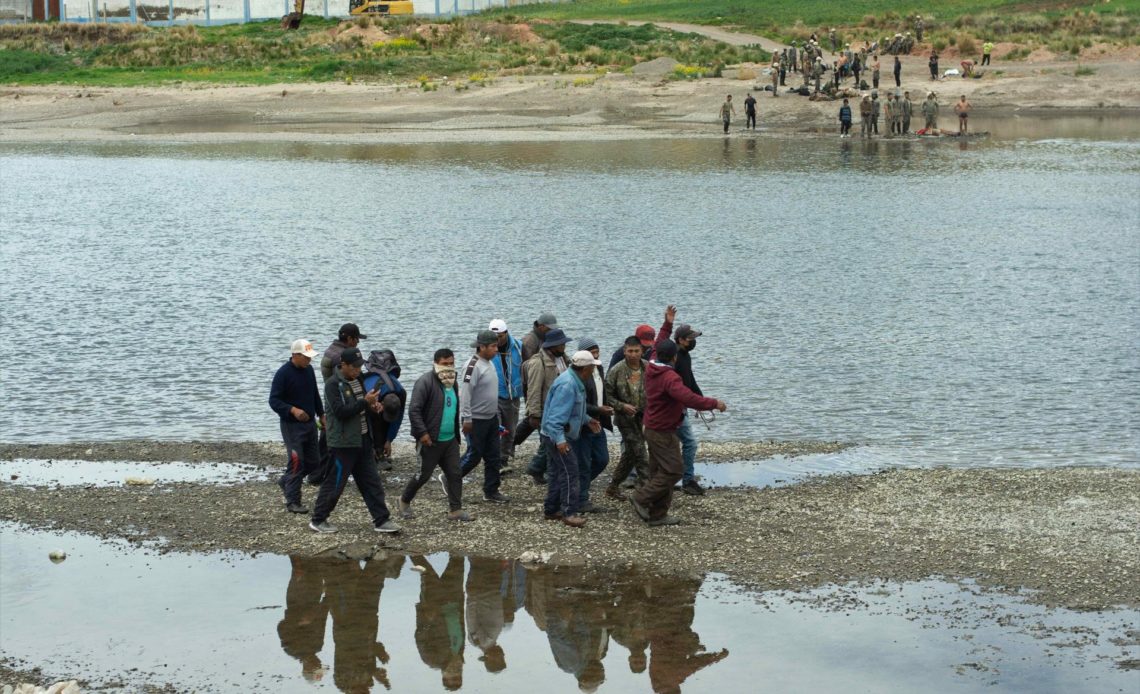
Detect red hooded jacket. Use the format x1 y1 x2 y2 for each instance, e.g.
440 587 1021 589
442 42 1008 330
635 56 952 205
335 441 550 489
642 360 719 432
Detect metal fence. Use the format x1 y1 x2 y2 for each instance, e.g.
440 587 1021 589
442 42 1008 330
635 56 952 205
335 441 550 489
0 0 570 23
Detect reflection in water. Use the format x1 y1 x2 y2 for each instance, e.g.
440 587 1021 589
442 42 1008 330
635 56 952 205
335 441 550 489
277 554 726 693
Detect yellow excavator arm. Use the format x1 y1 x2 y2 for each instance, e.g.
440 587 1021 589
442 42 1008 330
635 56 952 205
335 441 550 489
283 0 413 29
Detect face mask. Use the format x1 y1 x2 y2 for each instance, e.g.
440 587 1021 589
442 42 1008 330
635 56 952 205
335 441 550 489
686 339 697 351
435 364 457 387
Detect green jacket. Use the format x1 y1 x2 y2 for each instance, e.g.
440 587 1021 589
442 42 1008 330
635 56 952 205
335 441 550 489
324 369 369 449
604 359 647 429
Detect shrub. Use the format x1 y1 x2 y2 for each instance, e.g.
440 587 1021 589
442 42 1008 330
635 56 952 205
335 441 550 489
958 35 977 55
1075 64 1095 76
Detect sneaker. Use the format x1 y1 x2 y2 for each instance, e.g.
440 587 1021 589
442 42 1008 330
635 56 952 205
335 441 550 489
398 499 415 520
543 512 564 521
561 515 587 528
286 502 309 514
647 515 681 527
309 520 337 533
374 520 401 533
435 471 447 495
447 510 474 522
499 463 514 476
628 495 651 521
527 470 546 486
620 477 637 490
681 479 706 496
580 501 600 514
482 492 509 504
604 486 626 502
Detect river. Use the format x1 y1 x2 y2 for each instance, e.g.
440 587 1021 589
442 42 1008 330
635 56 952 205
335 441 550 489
1 122 1138 471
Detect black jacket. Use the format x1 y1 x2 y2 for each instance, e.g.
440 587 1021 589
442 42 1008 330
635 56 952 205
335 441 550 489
675 349 702 396
408 370 460 442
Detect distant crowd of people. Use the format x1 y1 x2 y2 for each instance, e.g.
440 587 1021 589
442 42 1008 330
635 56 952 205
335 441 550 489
268 306 727 534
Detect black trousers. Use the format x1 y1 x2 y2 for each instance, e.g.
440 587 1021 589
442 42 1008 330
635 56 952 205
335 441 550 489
279 419 319 505
746 111 756 129
459 416 503 495
403 437 462 511
981 54 991 66
312 437 391 526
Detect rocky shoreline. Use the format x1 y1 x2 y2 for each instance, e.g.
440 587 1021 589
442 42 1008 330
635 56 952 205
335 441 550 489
1 440 1136 613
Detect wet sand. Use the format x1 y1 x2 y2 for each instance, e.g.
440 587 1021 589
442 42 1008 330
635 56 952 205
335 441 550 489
1 54 1137 145
1 440 1136 614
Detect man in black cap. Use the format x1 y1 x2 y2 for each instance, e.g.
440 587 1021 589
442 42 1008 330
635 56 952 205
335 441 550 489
655 306 708 495
522 327 571 485
460 330 509 503
321 323 367 383
310 347 400 534
521 312 559 364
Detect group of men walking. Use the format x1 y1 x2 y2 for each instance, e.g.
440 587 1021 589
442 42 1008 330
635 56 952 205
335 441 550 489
268 308 727 533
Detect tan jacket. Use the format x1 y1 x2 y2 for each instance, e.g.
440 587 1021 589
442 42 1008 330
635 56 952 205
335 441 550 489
524 349 569 419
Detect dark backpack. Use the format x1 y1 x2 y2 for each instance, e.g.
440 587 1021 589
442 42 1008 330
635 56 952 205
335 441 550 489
363 349 401 394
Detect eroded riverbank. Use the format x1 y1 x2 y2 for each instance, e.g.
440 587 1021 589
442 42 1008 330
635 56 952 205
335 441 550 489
1 442 1136 612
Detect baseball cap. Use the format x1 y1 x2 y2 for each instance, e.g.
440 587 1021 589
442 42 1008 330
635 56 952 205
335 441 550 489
674 324 703 341
634 324 655 346
571 350 601 367
290 339 319 358
338 323 367 340
655 339 679 362
380 393 402 422
488 319 509 334
471 330 498 348
340 347 365 367
536 312 559 329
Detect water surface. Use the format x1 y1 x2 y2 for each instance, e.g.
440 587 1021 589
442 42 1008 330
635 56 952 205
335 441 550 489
1 133 1137 473
2 524 1136 692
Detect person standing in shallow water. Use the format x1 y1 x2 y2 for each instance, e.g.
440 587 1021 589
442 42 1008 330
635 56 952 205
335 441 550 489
719 94 735 133
744 92 757 130
954 94 973 135
838 98 853 137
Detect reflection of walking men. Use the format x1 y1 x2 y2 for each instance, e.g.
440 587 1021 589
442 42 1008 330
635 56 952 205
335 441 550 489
326 554 404 692
277 556 330 683
412 555 467 690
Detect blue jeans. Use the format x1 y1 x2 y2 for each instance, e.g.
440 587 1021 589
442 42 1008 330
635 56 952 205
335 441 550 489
572 428 609 505
542 435 580 517
527 440 548 476
677 413 698 483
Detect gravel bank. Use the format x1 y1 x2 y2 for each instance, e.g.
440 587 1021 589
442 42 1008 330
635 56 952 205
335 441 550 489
0 442 1135 612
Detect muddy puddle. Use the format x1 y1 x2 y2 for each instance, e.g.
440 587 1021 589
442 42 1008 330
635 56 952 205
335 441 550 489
2 524 1136 693
0 458 269 488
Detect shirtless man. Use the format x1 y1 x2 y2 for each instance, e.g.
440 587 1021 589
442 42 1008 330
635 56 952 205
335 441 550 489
953 95 972 135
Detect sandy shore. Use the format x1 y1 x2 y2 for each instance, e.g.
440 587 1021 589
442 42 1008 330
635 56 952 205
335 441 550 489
1 440 1137 613
2 53 1138 145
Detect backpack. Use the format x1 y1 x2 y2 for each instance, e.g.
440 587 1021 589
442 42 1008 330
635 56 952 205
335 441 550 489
363 349 401 393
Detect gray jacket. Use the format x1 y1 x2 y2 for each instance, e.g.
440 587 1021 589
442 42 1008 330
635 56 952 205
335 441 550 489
408 369 459 442
460 355 499 422
324 369 368 449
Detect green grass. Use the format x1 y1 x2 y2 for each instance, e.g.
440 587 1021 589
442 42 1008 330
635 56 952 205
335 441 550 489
498 0 1140 30
0 16 767 86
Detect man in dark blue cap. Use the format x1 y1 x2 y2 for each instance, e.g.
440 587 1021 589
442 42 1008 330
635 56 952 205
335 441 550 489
522 327 571 485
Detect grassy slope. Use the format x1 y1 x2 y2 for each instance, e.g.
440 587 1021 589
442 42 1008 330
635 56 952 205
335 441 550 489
501 0 1140 30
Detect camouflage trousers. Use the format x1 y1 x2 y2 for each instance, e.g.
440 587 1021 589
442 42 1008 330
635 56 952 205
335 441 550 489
609 419 649 488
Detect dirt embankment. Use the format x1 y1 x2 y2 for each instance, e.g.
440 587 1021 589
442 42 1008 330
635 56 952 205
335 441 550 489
1 51 1137 145
1 441 1136 612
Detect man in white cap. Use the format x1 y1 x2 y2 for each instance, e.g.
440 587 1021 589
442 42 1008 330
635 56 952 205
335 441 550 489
269 339 326 514
540 350 601 528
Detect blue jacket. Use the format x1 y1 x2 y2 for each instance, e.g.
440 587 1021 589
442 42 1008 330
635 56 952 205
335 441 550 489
493 336 524 400
362 371 406 443
839 104 852 122
541 369 588 445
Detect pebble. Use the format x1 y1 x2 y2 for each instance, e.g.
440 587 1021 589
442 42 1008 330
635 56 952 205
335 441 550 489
48 550 67 563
